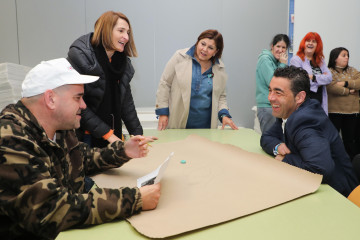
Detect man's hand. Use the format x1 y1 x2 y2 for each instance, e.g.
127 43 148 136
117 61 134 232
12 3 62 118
275 154 285 161
157 115 168 130
277 143 291 156
140 183 161 210
221 116 239 130
124 135 158 158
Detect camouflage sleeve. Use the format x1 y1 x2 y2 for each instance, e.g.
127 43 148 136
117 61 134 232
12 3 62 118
81 140 132 175
0 133 142 239
59 130 131 175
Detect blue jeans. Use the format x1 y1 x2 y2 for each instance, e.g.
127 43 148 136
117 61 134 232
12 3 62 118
257 107 276 133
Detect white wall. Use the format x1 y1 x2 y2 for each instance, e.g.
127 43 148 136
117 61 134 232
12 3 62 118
0 0 19 64
16 0 86 65
0 0 289 128
294 0 360 68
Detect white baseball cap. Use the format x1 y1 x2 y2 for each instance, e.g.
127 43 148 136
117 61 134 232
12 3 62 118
21 58 99 97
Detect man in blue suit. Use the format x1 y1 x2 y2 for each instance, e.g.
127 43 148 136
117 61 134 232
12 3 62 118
261 66 358 196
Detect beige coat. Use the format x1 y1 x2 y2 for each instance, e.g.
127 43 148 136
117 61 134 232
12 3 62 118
155 48 229 129
327 66 360 114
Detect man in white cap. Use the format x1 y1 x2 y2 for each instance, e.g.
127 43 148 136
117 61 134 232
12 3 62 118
0 58 160 240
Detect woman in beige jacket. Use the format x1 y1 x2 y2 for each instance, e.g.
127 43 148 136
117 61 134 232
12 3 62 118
327 47 360 159
155 29 238 130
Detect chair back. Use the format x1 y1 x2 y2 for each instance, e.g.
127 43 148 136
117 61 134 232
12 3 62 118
348 185 360 207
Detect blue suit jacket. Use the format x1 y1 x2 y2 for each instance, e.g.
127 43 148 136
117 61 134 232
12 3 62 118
261 99 358 196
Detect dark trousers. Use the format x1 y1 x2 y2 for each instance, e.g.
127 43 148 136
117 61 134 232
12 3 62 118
329 113 358 159
352 154 360 182
356 114 360 155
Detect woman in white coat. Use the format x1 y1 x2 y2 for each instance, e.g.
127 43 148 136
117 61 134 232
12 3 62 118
155 29 238 130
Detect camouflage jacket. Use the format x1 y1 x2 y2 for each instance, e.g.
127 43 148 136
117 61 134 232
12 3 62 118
0 101 142 240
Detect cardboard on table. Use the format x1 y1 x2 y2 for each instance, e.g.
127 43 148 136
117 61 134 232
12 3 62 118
92 135 322 238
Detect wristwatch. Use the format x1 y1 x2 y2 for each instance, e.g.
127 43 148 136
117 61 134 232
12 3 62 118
273 143 281 156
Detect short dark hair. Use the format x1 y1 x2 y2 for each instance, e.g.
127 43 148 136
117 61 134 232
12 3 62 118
271 34 290 48
328 47 349 72
273 66 310 99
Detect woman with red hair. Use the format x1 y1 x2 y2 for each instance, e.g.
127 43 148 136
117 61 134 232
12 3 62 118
290 32 332 114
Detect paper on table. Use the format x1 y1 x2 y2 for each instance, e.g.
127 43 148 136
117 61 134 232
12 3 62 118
93 135 322 238
136 152 174 187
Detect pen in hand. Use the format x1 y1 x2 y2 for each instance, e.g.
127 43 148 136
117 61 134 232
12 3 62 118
130 135 154 147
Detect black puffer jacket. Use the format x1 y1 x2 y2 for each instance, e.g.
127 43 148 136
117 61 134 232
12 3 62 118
67 33 143 139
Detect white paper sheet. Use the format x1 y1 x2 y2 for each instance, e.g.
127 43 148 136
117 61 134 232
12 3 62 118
136 152 174 187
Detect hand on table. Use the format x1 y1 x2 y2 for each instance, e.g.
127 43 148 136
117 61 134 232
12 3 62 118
274 143 291 161
221 116 239 130
157 115 169 131
275 154 285 161
277 143 291 155
124 135 158 158
140 183 161 210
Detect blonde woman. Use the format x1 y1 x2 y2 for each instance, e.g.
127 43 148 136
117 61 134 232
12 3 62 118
68 11 142 147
